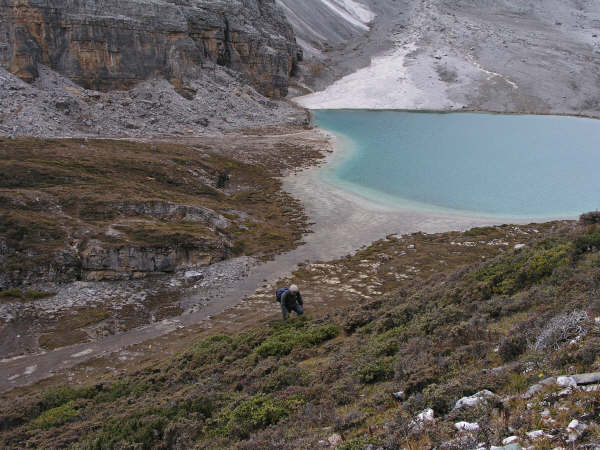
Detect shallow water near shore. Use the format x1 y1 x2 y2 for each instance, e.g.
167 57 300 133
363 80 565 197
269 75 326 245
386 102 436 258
314 110 600 218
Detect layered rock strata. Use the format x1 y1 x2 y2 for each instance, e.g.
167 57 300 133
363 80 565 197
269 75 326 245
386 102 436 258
0 0 300 97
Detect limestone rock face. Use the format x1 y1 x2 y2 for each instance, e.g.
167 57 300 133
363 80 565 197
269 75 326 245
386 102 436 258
0 0 299 97
80 244 217 281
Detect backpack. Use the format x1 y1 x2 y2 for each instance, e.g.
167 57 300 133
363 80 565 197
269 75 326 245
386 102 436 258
275 287 289 303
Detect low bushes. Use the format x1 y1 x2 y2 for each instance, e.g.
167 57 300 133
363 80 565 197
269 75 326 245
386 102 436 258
216 395 290 438
0 289 55 302
32 402 78 429
87 413 169 449
255 323 340 357
472 240 573 296
356 358 394 384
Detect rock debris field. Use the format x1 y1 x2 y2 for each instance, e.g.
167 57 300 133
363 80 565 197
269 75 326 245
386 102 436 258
0 65 305 138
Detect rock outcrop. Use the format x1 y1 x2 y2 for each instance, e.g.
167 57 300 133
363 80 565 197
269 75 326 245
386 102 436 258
0 0 300 97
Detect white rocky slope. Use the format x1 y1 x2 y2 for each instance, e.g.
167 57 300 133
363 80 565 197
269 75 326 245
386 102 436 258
292 0 600 117
277 0 375 56
0 65 305 138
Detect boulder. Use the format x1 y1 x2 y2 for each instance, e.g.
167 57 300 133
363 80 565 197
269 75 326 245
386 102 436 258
502 436 519 445
526 430 553 440
453 389 498 409
410 408 434 429
556 376 577 387
455 421 480 432
416 408 434 423
571 372 600 385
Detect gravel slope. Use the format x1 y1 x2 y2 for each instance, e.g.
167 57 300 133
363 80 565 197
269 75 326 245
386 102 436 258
293 0 600 117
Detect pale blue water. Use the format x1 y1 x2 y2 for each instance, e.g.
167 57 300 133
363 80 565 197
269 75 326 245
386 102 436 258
315 110 600 218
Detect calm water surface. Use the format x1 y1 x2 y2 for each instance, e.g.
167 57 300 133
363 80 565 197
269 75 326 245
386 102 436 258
315 110 600 218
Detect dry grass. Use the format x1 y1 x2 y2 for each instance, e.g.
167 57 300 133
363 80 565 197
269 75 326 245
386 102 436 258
0 137 313 283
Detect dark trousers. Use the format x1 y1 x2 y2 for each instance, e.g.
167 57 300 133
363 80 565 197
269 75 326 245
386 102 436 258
282 303 304 321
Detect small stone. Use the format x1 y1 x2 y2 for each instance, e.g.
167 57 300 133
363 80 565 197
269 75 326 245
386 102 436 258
327 433 343 447
522 383 543 399
514 243 525 249
492 445 522 450
556 376 577 387
416 408 434 422
455 421 479 432
502 436 519 445
526 430 552 440
393 391 406 400
453 389 498 409
567 418 587 442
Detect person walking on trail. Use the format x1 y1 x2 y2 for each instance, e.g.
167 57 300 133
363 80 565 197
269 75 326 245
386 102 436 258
279 284 304 321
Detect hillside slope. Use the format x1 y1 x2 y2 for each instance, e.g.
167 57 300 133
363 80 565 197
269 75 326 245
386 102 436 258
2 215 599 448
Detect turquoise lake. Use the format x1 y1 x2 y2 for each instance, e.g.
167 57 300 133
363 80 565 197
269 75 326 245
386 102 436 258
314 110 600 218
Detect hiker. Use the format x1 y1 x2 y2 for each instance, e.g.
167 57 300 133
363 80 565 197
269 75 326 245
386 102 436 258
277 284 304 321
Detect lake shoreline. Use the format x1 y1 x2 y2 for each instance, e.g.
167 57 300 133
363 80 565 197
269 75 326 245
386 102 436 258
282 127 554 260
307 107 600 121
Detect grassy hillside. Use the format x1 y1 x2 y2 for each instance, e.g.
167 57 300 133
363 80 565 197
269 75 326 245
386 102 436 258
1 217 600 448
0 137 310 285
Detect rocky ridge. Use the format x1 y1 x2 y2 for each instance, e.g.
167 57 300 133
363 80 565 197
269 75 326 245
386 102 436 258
0 0 300 98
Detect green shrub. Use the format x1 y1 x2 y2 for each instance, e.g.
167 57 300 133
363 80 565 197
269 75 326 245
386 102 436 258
185 332 265 365
356 358 394 384
95 380 151 402
176 396 215 419
218 395 289 438
24 289 55 300
338 437 381 450
255 323 340 358
32 401 78 428
463 226 497 237
573 233 600 256
0 289 55 301
261 366 308 393
88 414 169 450
498 334 527 362
473 241 572 296
299 324 340 345
255 338 294 357
0 288 22 298
41 385 95 410
187 334 234 363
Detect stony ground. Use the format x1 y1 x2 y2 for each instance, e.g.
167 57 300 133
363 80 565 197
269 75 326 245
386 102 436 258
0 65 307 139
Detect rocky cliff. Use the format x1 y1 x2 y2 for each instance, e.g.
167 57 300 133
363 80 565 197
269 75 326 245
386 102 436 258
0 0 300 98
